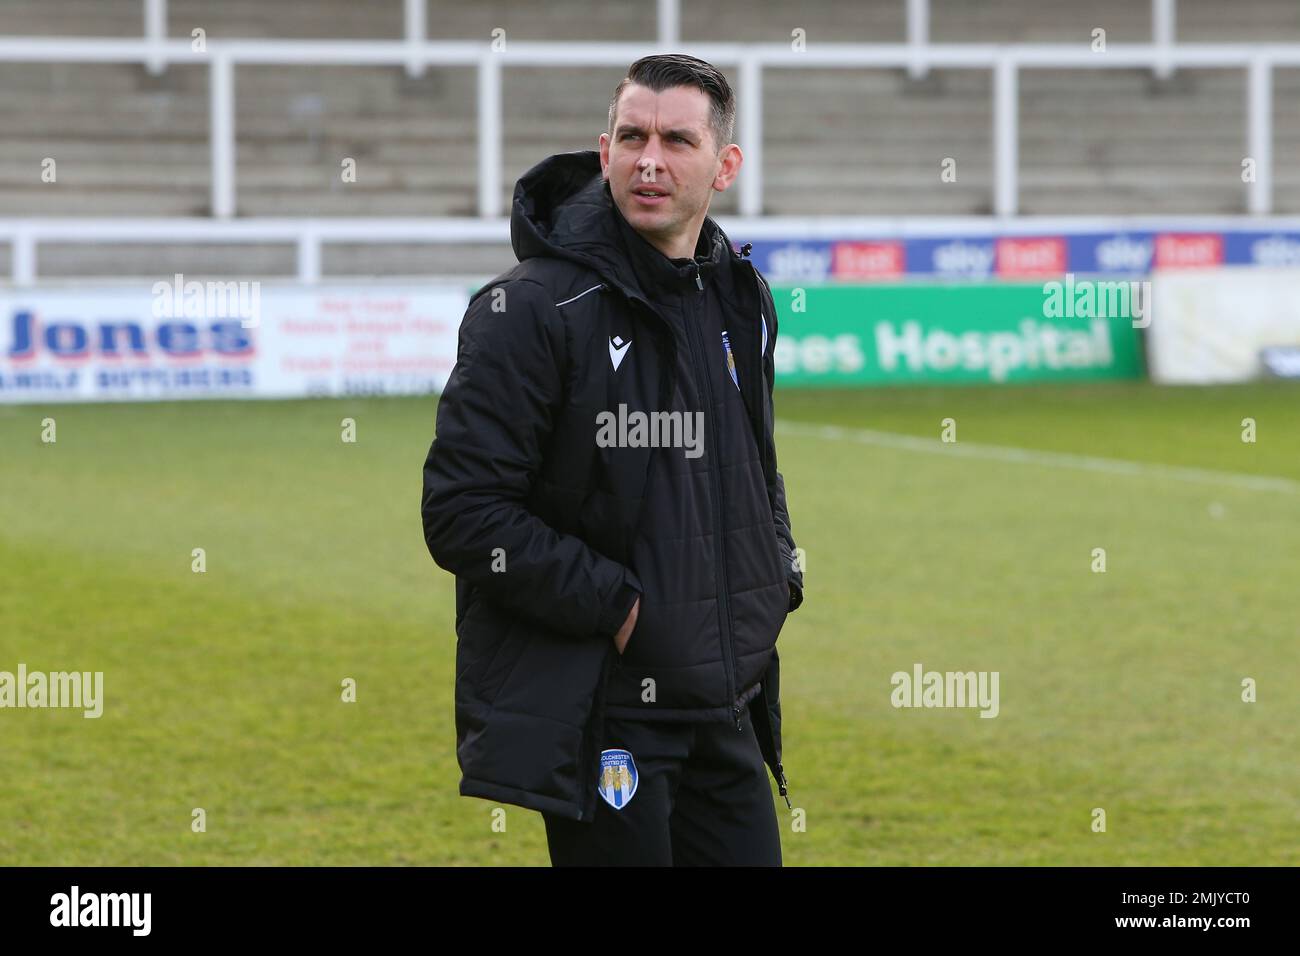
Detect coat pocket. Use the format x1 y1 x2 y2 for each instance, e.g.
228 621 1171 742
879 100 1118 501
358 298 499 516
478 620 528 701
457 599 526 698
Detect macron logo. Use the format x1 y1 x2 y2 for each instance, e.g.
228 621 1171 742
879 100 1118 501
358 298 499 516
609 335 631 371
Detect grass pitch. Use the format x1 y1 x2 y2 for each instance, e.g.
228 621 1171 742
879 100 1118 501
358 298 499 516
1 380 1297 865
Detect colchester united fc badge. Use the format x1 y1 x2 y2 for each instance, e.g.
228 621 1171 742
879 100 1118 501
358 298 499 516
597 748 639 810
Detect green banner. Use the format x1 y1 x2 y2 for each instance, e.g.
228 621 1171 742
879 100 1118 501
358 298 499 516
771 284 1145 387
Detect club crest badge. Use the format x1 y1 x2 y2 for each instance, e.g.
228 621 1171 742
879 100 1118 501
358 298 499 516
597 748 639 810
721 330 740 390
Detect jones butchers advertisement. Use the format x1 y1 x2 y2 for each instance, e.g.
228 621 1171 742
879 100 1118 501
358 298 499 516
0 283 466 403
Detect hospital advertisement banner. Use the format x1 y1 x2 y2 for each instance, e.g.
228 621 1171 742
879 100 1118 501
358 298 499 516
770 283 1146 387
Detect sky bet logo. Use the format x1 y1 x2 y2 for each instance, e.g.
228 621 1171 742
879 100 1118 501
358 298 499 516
1092 234 1154 273
929 239 995 278
4 310 254 361
1249 234 1300 267
767 243 832 281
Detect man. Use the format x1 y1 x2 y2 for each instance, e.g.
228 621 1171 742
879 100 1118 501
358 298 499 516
420 53 803 866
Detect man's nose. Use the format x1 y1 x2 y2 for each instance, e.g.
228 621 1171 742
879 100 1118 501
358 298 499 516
637 153 661 183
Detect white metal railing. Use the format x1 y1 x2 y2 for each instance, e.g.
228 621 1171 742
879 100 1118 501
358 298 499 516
404 0 426 77
8 214 1300 287
129 0 1182 76
0 0 1293 281
906 0 929 80
143 0 165 74
0 36 1292 221
1153 0 1176 79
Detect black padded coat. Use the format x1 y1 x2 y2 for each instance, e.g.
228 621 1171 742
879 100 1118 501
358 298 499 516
420 150 804 823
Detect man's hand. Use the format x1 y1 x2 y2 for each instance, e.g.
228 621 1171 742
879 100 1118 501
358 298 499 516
614 597 640 655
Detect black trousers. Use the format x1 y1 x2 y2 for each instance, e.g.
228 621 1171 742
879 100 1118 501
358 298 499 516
542 705 783 866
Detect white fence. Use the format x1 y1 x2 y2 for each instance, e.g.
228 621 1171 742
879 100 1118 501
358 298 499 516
0 0 1293 285
7 214 1300 286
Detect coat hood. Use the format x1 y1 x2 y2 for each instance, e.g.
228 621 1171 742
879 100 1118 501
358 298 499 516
510 149 741 305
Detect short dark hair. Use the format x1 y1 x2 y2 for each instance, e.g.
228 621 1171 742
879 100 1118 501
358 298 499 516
607 54 736 154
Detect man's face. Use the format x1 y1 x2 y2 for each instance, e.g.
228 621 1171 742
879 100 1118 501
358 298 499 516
599 83 741 258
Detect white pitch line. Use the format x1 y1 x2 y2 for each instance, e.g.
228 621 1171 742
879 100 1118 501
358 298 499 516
775 419 1300 495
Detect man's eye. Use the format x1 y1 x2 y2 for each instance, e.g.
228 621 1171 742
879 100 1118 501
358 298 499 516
671 135 689 144
621 132 641 141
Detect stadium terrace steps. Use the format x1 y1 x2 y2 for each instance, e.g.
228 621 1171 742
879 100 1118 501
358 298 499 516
20 240 518 280
32 242 296 278
0 0 653 41
1 1 1300 271
1178 0 1300 40
0 163 210 187
0 189 206 216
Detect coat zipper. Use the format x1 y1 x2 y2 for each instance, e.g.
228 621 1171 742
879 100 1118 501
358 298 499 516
684 261 742 732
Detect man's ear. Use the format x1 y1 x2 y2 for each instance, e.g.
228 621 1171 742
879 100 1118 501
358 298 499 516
598 131 611 179
712 143 743 192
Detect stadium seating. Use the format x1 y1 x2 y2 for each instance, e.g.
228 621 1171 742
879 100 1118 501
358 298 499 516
1 0 1299 278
